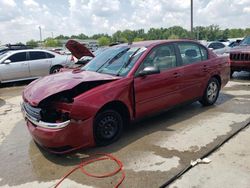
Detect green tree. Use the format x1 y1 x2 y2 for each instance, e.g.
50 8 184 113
44 38 62 47
26 40 38 48
168 34 179 39
147 28 163 40
133 37 144 42
78 33 88 39
98 36 110 46
55 35 70 40
121 29 136 43
168 26 189 39
245 28 250 36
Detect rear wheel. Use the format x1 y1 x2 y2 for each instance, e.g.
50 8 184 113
94 110 123 146
200 77 220 106
50 65 62 74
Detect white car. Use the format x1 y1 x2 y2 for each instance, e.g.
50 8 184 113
0 49 72 84
207 41 231 55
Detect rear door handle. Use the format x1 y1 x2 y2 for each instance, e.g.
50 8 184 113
173 72 181 78
202 65 208 72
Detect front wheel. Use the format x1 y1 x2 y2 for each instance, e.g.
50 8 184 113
200 78 220 106
94 110 123 146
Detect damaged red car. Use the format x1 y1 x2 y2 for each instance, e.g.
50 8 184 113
21 40 230 153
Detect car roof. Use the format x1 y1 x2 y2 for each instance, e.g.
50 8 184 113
113 39 200 48
5 49 56 55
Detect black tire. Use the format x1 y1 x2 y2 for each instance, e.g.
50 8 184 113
200 77 220 106
50 65 62 74
94 109 123 146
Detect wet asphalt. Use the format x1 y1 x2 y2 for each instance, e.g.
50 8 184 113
0 72 249 188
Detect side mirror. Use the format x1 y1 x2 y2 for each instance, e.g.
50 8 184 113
138 66 160 77
3 59 11 64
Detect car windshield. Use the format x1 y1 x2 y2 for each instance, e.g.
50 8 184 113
83 46 147 76
240 36 250 46
93 47 107 56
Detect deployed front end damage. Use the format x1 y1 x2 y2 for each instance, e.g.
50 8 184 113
21 78 118 153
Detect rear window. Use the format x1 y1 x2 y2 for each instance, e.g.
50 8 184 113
177 42 208 65
46 52 55 58
208 42 225 50
29 51 47 60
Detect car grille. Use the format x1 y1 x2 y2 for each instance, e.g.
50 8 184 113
230 53 250 61
23 102 41 120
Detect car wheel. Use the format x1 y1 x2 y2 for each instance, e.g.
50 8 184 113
200 77 220 106
94 110 123 146
50 66 62 74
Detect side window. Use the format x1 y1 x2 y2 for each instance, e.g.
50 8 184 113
138 44 177 72
177 43 204 65
200 47 208 60
46 52 55 58
208 43 215 49
29 51 47 60
8 52 27 63
208 42 225 50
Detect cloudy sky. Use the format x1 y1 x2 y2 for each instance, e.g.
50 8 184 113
0 0 250 44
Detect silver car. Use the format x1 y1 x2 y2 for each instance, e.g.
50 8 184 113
0 49 71 84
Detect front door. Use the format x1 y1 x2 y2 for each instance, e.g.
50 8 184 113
134 43 182 118
0 52 30 82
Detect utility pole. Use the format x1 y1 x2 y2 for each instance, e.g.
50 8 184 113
39 26 42 42
51 32 54 38
191 0 194 38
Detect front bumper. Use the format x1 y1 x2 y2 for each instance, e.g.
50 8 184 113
21 103 95 153
231 61 250 71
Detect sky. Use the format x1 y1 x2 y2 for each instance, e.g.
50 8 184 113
0 0 250 44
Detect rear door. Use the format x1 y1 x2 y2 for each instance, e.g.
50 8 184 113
134 43 183 118
0 52 30 81
28 51 52 77
175 42 211 100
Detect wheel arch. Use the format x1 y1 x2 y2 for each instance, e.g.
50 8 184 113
211 74 221 88
50 65 63 74
95 100 131 126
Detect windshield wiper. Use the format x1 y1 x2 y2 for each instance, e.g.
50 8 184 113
116 48 141 76
96 48 129 73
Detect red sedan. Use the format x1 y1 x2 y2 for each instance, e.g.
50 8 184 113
21 40 230 153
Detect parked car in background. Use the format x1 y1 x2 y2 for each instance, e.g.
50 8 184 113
229 36 250 77
206 41 233 55
0 44 32 55
217 39 230 46
21 40 230 153
228 40 242 48
0 49 71 84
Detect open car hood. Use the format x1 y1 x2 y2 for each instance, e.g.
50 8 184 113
23 70 119 106
66 39 95 59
